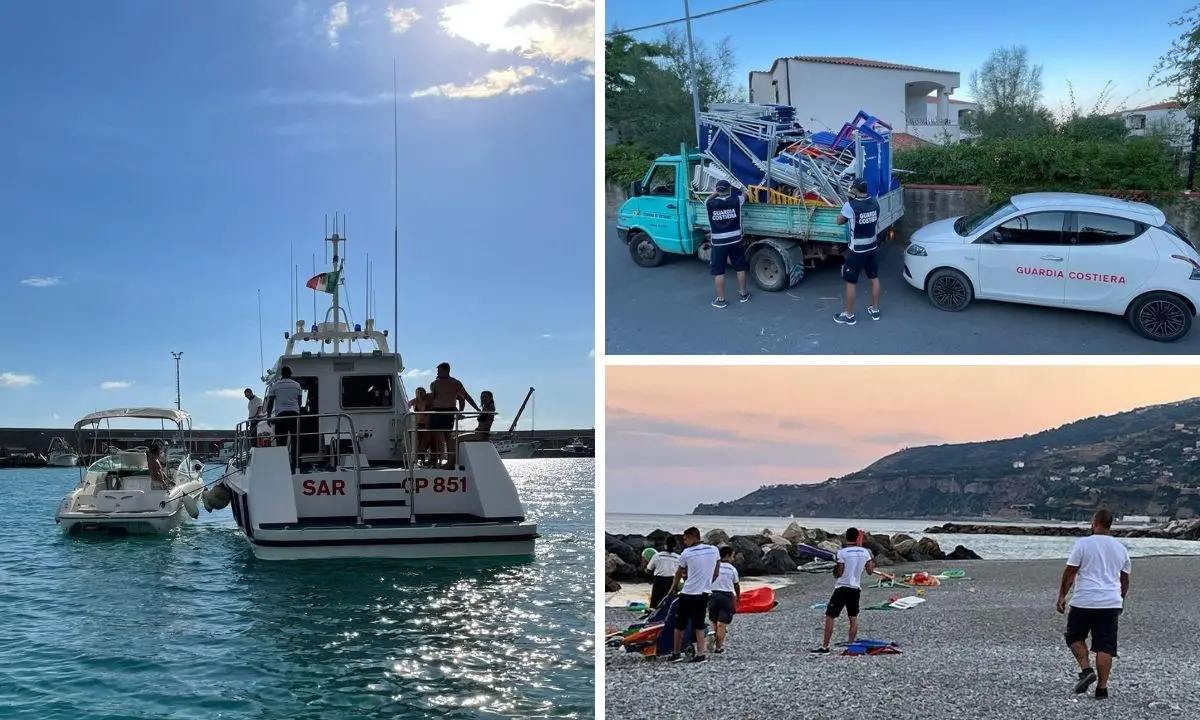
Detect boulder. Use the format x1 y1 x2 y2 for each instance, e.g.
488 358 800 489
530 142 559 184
868 532 894 551
916 536 945 559
704 528 731 547
729 535 766 574
605 533 640 566
945 544 982 561
621 534 653 553
894 539 918 557
906 551 930 563
891 533 914 547
606 552 637 581
605 575 622 592
873 554 895 568
765 533 791 549
781 522 810 544
760 527 776 538
817 540 841 556
762 546 797 574
647 528 676 545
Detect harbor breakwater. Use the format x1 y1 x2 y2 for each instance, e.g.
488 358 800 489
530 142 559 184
924 518 1200 540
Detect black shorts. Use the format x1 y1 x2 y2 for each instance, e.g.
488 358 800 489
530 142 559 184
842 247 879 284
428 410 455 432
674 593 709 631
708 591 736 624
825 586 861 618
709 241 748 276
1065 606 1122 656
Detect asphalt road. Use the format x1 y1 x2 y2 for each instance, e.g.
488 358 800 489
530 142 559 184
604 221 1200 355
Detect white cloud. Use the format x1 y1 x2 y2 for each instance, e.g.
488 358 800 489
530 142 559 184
403 368 433 378
0 372 38 388
206 388 247 398
20 276 61 288
324 1 349 46
438 0 594 67
411 66 546 99
52 412 60 420
100 380 135 390
386 5 420 33
541 333 554 339
588 348 595 358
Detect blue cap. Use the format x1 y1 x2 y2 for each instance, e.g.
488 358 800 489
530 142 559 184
715 180 731 192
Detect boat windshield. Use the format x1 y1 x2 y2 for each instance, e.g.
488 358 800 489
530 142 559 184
954 201 1015 236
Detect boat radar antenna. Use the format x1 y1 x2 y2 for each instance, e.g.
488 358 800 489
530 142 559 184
324 215 347 355
392 56 399 349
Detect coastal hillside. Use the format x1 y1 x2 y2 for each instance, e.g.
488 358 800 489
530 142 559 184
693 398 1200 521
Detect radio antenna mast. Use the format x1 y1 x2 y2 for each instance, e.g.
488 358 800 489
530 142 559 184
392 56 399 349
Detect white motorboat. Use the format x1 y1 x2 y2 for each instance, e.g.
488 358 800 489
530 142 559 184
206 229 538 561
45 437 79 467
55 408 207 535
561 437 592 455
495 438 536 459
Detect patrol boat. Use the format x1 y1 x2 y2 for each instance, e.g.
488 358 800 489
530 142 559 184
209 230 538 560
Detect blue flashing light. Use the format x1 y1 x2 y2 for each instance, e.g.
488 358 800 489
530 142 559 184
311 324 319 333
354 323 362 332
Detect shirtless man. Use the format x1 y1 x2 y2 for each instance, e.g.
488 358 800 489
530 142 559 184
428 362 480 469
147 443 172 490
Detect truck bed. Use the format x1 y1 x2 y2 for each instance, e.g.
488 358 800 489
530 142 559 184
686 187 904 244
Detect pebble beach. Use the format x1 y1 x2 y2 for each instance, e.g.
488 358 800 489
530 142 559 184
604 556 1200 720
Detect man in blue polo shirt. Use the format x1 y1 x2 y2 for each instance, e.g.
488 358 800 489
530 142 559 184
834 178 882 325
705 180 751 309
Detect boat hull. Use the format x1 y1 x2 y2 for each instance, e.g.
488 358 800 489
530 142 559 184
46 455 79 467
498 444 536 460
240 523 539 560
56 506 187 535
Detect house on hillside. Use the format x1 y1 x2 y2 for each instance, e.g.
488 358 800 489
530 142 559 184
746 56 980 146
1111 101 1189 148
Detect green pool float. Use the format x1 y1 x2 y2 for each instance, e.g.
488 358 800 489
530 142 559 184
642 547 657 561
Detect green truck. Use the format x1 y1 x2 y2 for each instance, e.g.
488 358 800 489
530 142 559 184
615 147 905 290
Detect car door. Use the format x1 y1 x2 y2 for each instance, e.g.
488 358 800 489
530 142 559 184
975 211 1069 304
1063 211 1157 311
631 163 688 254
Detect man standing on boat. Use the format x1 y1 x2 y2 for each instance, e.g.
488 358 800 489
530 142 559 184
244 388 264 437
1057 508 1131 700
834 178 882 325
265 366 303 473
705 180 750 309
428 362 480 469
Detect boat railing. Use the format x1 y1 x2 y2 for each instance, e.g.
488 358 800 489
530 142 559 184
232 413 364 491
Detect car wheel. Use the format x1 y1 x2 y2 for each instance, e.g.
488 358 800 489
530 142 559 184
1128 292 1192 342
925 268 973 312
750 246 789 292
628 231 664 268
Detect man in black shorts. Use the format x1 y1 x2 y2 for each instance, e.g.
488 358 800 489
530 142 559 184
668 527 720 663
834 179 882 325
1057 508 1131 699
811 527 875 653
705 180 750 309
708 545 741 654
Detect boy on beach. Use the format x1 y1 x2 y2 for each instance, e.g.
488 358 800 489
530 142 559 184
811 527 875 654
1057 508 1131 700
668 527 720 663
645 537 681 610
708 546 741 654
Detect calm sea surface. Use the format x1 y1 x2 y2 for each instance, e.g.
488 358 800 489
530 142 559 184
607 513 1200 561
0 459 594 720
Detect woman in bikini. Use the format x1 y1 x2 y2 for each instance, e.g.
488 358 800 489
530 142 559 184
409 387 433 465
476 391 496 442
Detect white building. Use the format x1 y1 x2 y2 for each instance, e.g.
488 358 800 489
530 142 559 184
747 55 980 146
1112 101 1188 147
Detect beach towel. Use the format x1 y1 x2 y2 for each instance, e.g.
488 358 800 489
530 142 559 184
888 596 926 610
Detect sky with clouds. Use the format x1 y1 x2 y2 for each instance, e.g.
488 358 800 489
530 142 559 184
606 0 1183 113
606 365 1200 515
0 0 594 431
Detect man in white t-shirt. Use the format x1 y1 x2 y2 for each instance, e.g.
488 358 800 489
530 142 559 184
1057 508 1131 700
707 545 741 654
645 537 681 610
244 388 264 435
811 527 875 654
667 527 720 664
266 366 304 473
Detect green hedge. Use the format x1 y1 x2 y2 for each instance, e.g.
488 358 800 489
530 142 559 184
605 144 655 187
894 137 1184 202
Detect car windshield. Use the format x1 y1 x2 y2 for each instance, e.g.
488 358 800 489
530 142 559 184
954 201 1016 236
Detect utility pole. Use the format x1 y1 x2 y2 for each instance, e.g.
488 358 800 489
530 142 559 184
683 0 703 147
171 352 183 410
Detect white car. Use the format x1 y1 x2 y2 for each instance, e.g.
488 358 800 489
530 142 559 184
902 192 1200 341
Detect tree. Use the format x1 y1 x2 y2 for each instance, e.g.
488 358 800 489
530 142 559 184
963 46 1055 140
969 45 1045 112
1150 4 1200 104
604 29 739 158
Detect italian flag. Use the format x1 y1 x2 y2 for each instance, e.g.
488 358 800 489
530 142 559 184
306 270 340 294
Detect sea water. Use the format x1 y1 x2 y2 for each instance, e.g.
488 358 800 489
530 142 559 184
607 513 1200 561
0 459 594 719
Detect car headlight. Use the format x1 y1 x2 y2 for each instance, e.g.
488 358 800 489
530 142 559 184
906 243 927 256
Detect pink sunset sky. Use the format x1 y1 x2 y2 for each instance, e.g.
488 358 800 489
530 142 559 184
606 365 1200 514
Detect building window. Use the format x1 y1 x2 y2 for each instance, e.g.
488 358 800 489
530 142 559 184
1127 114 1146 130
341 375 394 409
